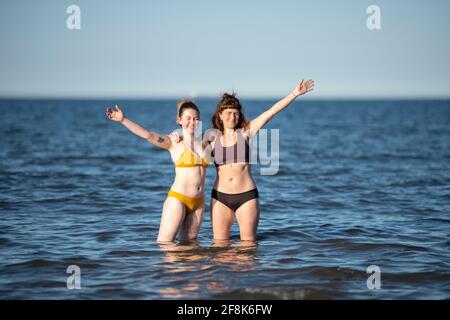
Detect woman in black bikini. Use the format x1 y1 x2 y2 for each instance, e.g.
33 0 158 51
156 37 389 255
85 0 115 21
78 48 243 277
210 79 314 241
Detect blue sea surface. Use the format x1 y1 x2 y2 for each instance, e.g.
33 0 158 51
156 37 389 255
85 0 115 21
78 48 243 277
0 99 449 299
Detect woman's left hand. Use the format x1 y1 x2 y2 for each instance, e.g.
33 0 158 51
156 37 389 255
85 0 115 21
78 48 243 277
168 131 182 143
293 79 314 97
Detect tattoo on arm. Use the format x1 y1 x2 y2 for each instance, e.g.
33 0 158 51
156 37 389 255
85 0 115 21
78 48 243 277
157 136 165 144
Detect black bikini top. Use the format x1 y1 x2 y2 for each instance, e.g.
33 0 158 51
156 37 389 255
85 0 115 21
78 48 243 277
212 129 250 167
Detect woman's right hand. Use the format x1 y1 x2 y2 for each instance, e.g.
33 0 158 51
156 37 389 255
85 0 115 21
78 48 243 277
106 105 125 122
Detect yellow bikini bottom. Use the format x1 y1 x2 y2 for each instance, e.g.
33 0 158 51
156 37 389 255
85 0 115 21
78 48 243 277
167 189 204 214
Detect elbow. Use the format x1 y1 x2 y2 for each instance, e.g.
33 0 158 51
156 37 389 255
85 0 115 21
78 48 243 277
266 111 275 120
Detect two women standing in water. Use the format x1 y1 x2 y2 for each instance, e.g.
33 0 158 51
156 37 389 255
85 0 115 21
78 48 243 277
106 79 314 243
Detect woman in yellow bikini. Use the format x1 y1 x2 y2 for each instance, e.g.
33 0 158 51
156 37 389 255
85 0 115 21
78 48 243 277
106 100 210 242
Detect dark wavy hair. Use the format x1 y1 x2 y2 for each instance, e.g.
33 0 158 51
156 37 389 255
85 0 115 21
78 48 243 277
211 93 249 133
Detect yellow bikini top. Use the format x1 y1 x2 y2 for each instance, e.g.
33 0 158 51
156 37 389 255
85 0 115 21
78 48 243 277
174 148 209 168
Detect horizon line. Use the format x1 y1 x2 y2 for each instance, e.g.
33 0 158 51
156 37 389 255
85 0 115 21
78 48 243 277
1 95 450 101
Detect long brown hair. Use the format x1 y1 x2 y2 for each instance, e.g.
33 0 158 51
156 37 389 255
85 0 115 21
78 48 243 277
211 93 249 133
176 99 200 125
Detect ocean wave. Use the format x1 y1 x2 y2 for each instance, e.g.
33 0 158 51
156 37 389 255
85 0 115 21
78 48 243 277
212 285 333 300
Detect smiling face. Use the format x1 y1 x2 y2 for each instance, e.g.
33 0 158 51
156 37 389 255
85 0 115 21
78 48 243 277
212 93 248 133
219 108 240 129
177 108 200 134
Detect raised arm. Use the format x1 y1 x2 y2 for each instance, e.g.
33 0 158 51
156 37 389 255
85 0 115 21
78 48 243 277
106 104 172 150
248 79 314 135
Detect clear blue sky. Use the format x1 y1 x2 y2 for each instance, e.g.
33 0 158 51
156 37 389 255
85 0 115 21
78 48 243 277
1 0 449 98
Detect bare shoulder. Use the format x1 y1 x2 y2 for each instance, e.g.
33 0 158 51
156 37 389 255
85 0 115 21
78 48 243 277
202 130 220 149
168 140 184 159
240 127 254 139
169 139 183 150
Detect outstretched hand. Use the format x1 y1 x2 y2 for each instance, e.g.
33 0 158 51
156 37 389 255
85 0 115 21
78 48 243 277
292 79 314 97
106 105 124 122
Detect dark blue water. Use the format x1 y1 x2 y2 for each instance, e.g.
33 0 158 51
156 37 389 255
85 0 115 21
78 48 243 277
1 99 449 299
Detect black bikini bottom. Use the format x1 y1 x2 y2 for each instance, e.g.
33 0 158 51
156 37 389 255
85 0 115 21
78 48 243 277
211 188 259 212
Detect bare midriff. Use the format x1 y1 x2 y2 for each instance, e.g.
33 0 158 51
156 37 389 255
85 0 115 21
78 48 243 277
214 163 256 194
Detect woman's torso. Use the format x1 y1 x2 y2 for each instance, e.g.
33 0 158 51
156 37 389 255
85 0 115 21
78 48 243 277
212 129 256 194
169 139 209 198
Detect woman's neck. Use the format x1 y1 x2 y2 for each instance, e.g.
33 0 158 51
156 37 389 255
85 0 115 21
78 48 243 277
182 131 196 144
223 127 236 137
222 127 237 145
